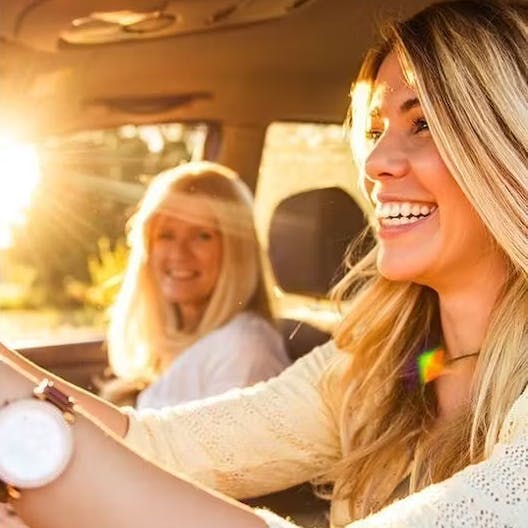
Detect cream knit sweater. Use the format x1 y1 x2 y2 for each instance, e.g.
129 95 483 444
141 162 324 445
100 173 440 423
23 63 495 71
123 341 528 527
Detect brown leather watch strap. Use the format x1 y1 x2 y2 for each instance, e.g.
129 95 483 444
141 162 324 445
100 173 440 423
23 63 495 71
33 379 76 424
0 483 20 503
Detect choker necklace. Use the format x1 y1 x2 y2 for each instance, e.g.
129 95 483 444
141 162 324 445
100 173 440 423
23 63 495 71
417 346 480 385
447 351 480 364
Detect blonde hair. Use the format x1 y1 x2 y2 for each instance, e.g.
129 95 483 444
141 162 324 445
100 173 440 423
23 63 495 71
323 0 528 519
107 161 271 384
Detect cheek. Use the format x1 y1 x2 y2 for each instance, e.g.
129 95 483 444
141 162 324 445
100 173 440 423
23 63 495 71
431 163 481 235
148 245 163 272
361 176 374 204
439 194 490 256
200 241 223 278
411 136 446 170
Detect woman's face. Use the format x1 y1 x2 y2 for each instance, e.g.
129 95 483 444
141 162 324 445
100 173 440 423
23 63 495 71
362 52 498 290
149 198 223 310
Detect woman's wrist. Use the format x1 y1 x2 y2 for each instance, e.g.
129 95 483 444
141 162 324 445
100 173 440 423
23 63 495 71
0 345 28 374
0 355 36 404
0 343 13 363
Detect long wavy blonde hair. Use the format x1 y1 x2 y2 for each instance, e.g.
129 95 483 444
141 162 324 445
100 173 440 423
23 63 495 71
322 0 528 519
107 161 271 385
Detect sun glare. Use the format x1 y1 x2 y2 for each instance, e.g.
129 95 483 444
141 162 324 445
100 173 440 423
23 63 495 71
0 136 41 249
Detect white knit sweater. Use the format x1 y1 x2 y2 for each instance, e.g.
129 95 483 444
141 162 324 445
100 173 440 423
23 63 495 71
123 341 528 527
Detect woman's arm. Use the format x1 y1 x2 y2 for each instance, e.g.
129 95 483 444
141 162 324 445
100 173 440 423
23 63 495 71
125 341 341 498
0 358 267 528
7 341 525 528
0 344 128 437
2 339 340 503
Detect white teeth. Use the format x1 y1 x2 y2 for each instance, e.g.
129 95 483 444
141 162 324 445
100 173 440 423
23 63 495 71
167 270 196 279
401 202 411 216
375 201 437 220
381 215 423 227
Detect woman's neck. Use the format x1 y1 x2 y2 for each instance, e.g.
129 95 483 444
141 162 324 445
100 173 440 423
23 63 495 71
432 257 508 420
176 303 207 333
436 254 508 359
438 278 505 360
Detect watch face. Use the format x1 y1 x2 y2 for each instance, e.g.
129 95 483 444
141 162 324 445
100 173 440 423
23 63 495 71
0 399 73 489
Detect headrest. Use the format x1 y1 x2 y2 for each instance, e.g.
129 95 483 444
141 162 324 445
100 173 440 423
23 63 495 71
268 187 366 296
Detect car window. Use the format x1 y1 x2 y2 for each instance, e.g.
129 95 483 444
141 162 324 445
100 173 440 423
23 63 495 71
255 122 369 332
0 122 208 347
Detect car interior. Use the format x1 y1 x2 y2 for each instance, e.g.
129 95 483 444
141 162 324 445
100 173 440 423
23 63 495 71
0 0 436 524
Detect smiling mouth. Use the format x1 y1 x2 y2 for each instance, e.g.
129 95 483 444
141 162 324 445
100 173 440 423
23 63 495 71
165 270 199 280
375 201 438 227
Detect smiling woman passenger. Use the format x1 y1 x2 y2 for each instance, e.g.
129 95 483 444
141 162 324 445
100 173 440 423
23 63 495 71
106 161 290 407
0 1 526 527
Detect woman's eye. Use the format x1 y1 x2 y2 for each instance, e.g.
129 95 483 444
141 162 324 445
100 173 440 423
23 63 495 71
197 231 213 241
156 231 174 240
365 129 383 142
411 117 429 134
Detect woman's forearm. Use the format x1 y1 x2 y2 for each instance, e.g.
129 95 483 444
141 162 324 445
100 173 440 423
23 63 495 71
0 358 267 528
0 343 128 437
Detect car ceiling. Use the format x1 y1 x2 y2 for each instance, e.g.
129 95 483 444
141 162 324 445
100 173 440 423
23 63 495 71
0 0 436 140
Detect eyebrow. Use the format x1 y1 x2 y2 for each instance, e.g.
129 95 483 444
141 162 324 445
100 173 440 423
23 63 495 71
399 97 420 113
369 97 421 118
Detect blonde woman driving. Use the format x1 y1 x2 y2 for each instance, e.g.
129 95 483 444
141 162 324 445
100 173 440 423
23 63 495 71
0 1 526 527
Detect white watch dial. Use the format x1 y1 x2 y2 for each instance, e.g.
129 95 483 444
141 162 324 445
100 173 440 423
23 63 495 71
0 399 73 489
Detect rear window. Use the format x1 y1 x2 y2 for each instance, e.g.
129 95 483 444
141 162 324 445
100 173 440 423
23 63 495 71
0 122 208 347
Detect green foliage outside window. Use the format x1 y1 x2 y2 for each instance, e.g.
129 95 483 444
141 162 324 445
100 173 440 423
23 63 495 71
65 236 129 313
0 123 207 342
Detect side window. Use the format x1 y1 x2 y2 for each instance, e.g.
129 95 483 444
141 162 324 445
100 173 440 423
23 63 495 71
0 123 208 347
255 122 369 332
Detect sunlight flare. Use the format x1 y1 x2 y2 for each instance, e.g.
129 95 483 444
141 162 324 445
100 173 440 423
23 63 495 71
0 136 41 248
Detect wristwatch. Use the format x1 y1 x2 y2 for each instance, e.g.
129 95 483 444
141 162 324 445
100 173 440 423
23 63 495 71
0 379 75 502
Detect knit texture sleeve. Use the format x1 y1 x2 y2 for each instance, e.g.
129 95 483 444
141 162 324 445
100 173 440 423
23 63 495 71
254 389 528 528
123 341 341 499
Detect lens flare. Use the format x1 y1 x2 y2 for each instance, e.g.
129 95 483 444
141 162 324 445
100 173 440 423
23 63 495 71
417 346 445 385
0 136 41 248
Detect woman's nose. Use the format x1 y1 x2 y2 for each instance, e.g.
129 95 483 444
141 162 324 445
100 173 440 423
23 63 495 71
364 132 410 184
167 238 192 258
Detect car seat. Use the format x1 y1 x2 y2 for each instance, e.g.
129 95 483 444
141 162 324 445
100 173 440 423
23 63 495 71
268 186 367 360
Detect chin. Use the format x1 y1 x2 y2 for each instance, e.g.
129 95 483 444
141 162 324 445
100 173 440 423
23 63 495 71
378 267 415 283
376 254 431 284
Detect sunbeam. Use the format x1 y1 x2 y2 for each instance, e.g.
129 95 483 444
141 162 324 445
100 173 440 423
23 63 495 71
0 136 41 248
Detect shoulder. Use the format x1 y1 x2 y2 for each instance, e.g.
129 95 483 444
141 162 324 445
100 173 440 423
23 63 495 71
192 312 287 371
187 313 259 349
294 339 342 383
499 385 528 443
227 310 275 330
218 311 282 344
